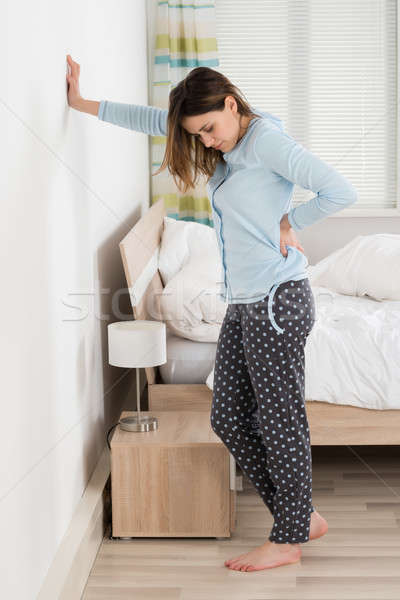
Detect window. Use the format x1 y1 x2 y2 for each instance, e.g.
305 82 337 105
215 0 398 213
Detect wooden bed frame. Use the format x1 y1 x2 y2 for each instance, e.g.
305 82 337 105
118 197 400 446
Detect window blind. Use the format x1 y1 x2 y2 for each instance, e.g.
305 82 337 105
214 0 397 209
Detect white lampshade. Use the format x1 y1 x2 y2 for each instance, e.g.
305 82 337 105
108 320 167 368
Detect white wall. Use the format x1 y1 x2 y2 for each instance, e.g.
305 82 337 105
0 1 150 597
295 215 400 266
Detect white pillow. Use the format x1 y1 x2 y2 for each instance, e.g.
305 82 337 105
159 256 227 342
158 216 220 285
308 234 400 301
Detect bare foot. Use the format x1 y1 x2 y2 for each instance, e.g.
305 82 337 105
224 511 328 572
224 541 301 572
309 510 329 540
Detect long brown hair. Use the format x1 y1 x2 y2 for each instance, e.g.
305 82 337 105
153 67 262 193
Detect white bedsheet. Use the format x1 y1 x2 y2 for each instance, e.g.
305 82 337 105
156 218 400 409
206 286 400 410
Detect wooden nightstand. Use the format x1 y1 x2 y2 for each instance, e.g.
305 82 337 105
110 411 237 538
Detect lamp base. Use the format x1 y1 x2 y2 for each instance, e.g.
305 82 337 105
119 415 158 432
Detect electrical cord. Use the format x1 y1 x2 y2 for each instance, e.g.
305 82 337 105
106 422 119 450
105 422 120 540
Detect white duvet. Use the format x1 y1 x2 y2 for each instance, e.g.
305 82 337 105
156 217 400 409
206 285 400 410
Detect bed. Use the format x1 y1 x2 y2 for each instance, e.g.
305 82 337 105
118 197 400 446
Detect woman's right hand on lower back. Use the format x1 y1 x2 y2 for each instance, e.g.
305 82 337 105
66 55 82 108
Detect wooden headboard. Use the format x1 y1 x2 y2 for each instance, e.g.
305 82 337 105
118 198 166 385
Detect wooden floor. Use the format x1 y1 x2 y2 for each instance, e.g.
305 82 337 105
82 445 400 600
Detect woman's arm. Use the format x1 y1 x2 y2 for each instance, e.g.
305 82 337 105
97 100 168 137
254 125 358 230
72 98 100 116
66 55 168 136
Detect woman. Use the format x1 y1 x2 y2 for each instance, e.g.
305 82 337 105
67 54 355 572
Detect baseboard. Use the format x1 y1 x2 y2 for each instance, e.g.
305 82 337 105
37 446 111 600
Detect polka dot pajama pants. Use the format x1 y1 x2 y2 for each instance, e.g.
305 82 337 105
210 278 316 544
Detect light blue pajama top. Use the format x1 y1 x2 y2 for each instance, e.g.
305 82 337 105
97 99 358 335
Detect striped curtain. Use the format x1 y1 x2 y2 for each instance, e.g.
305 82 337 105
151 0 219 225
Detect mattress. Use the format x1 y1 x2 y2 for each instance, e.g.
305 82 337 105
159 329 217 384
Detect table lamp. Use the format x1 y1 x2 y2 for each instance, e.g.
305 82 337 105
107 320 167 432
